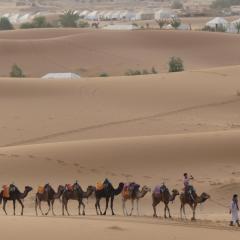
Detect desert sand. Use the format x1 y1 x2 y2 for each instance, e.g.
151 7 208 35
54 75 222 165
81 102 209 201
1 28 240 77
0 28 240 239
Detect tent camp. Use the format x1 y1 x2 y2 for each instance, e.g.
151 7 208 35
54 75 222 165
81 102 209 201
155 9 176 20
85 11 98 20
206 17 229 29
102 24 139 30
42 73 81 80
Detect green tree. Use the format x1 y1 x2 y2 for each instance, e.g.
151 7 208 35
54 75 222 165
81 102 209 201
32 16 52 28
168 57 184 72
0 17 14 30
59 10 80 28
235 22 240 34
171 18 181 29
20 22 34 29
10 64 25 77
156 19 168 29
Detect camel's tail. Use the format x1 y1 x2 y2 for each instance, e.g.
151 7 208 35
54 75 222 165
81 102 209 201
0 192 2 205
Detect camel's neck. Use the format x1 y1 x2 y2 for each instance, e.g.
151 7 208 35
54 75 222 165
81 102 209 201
83 189 93 198
196 195 206 203
137 190 148 199
169 193 177 201
20 190 30 199
53 189 62 199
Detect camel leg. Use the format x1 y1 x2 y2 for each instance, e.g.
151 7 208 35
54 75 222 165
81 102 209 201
122 199 127 216
3 199 7 215
166 204 171 218
51 200 55 216
78 200 81 216
95 199 99 215
39 201 44 215
110 196 115 215
17 199 24 216
164 204 167 218
64 200 70 216
35 197 38 216
191 204 197 221
183 205 187 219
103 197 109 215
180 204 183 219
136 199 140 216
130 199 134 216
45 200 51 216
81 200 86 216
62 199 65 216
152 202 158 218
13 200 16 216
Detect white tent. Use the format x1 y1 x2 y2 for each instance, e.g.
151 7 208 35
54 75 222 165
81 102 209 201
79 10 90 18
42 73 81 80
103 24 139 30
206 17 228 29
155 9 176 20
85 11 98 20
111 11 122 20
103 11 114 20
135 11 154 20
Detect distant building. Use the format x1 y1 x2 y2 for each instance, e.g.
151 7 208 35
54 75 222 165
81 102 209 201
41 73 81 80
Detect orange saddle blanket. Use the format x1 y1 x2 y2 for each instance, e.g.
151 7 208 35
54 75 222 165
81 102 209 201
96 182 104 191
37 186 45 194
2 186 9 198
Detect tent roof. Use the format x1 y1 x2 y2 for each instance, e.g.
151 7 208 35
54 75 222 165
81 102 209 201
206 17 228 26
42 73 81 79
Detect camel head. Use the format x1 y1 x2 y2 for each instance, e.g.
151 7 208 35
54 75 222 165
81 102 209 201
200 192 210 202
58 185 65 194
142 185 151 193
86 185 95 195
172 189 179 196
25 186 33 193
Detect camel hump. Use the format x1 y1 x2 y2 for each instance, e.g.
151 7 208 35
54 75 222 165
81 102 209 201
96 182 104 191
37 186 45 194
2 185 9 198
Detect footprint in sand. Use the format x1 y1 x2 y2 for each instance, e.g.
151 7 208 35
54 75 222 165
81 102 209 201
28 155 35 159
45 157 52 161
73 163 79 167
56 159 67 166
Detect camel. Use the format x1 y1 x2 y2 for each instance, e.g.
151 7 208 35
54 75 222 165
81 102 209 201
0 185 33 215
35 184 65 216
122 185 151 216
152 186 179 218
180 191 210 221
95 182 124 215
62 183 95 216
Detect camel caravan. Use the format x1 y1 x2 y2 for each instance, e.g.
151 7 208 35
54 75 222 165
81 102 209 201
0 173 214 222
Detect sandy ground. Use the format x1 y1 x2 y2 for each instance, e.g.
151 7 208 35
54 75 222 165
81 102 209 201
0 28 240 238
1 28 240 77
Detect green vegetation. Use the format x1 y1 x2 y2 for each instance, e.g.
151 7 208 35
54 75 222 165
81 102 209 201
10 64 25 78
156 19 168 29
59 10 80 28
235 22 240 34
171 18 181 29
125 67 158 76
202 25 226 32
0 17 14 30
99 72 109 77
168 57 184 72
20 16 53 29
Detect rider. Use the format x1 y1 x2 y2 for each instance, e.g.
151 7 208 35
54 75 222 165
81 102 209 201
160 182 167 193
230 194 240 227
183 173 194 198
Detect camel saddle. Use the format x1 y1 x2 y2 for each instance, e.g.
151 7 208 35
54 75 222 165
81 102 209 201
2 185 10 198
96 182 104 191
37 186 45 194
122 186 130 198
66 184 74 191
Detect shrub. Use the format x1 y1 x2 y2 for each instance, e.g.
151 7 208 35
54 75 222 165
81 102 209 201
0 17 14 30
10 64 25 77
99 72 109 77
20 22 34 29
171 18 181 29
59 10 80 28
235 22 240 34
20 16 52 29
168 57 184 72
156 19 168 29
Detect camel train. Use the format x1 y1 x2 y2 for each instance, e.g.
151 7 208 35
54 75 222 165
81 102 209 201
0 179 210 221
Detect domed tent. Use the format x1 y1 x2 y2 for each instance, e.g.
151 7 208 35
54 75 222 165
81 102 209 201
228 18 240 33
42 73 81 80
206 17 229 29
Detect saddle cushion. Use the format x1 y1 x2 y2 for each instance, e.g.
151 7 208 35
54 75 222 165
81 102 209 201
154 186 161 195
96 182 104 191
66 184 73 191
37 186 45 194
2 185 9 198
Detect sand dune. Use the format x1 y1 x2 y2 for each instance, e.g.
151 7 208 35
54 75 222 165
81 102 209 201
0 65 240 147
1 29 240 77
